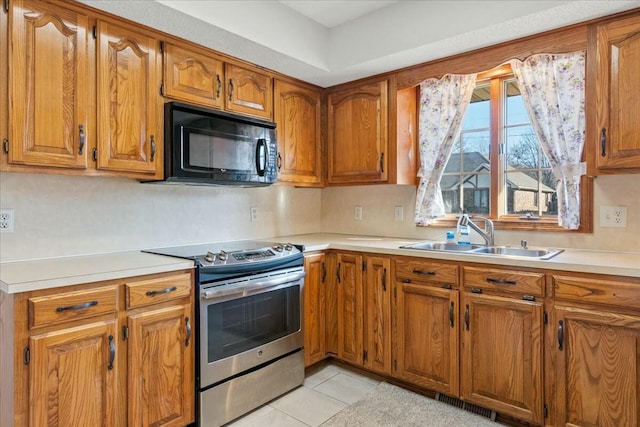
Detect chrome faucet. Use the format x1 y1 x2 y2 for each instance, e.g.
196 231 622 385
459 214 495 246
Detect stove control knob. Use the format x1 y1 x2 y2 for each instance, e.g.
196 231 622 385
284 243 293 251
273 244 283 252
204 251 216 263
218 250 228 261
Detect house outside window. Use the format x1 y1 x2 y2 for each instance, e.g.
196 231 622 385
441 69 556 220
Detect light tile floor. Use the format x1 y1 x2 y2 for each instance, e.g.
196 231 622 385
227 363 381 427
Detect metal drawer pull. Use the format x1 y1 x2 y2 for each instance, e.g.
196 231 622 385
449 302 455 328
146 286 177 296
185 317 192 347
56 300 98 312
108 335 115 370
558 320 564 351
412 269 435 276
464 304 470 330
486 277 517 285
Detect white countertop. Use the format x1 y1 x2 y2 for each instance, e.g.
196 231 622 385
2 233 639 294
0 251 194 294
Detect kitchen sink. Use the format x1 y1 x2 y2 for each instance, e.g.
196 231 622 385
400 241 563 260
400 242 485 252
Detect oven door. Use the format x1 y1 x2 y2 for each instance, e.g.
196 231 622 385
198 267 305 388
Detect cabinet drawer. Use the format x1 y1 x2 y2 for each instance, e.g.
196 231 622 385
463 266 544 297
126 273 192 309
29 285 119 328
394 258 458 286
553 275 640 310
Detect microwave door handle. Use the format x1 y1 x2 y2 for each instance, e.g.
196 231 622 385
255 139 267 177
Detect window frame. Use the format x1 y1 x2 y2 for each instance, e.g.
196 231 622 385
427 64 593 232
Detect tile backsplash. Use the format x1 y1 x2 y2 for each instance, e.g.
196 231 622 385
1 172 638 262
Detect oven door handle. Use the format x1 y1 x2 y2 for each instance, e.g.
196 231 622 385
200 271 305 300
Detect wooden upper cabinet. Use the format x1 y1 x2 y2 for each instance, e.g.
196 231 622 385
162 42 224 109
225 63 273 120
553 306 640 427
274 80 323 186
461 293 544 424
327 80 388 184
592 14 640 172
8 0 89 169
96 20 161 176
29 320 118 427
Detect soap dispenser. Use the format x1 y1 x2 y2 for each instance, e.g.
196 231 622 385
457 214 471 245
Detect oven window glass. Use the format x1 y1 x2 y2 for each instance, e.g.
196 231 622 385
207 285 301 363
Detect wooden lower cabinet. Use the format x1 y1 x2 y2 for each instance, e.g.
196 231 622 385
29 320 118 427
461 293 544 424
2 270 194 427
553 306 640 427
363 256 392 375
128 304 193 427
336 252 364 365
303 253 327 367
395 283 459 396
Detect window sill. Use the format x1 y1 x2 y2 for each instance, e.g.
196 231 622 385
422 217 588 232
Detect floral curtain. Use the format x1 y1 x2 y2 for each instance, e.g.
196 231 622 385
510 51 586 229
415 74 476 225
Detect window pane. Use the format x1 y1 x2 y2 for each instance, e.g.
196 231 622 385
506 126 539 169
505 80 529 125
464 84 490 130
505 171 557 217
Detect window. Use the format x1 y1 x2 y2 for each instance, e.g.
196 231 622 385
440 66 560 225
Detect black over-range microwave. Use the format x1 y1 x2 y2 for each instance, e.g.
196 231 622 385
149 102 278 186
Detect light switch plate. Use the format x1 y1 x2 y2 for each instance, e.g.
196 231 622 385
354 206 363 220
394 206 404 221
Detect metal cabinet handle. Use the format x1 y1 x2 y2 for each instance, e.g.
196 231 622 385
412 269 435 276
146 286 177 296
229 79 234 101
216 74 222 98
185 317 192 347
558 320 564 351
78 124 85 155
486 277 516 286
379 152 385 173
464 304 470 331
277 153 282 171
382 268 387 291
108 335 115 370
150 135 156 161
336 262 341 284
449 301 455 328
600 128 607 157
56 300 98 313
321 262 326 283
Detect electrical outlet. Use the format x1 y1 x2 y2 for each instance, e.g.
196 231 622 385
250 206 257 222
600 205 627 228
394 206 404 221
0 209 14 233
354 206 363 221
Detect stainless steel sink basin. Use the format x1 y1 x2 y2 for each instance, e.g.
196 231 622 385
472 246 563 260
400 242 484 252
400 241 563 260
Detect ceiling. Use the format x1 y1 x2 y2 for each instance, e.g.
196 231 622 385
83 1 640 87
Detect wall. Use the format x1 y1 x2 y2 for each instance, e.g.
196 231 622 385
321 175 640 252
0 172 321 262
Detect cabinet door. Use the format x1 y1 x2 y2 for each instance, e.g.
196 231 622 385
30 321 118 426
128 304 194 427
327 80 388 184
554 306 640 427
274 80 323 186
9 0 89 169
595 15 640 171
163 42 224 109
303 253 327 367
363 256 391 375
96 21 161 175
461 293 543 424
336 252 364 365
225 63 273 119
395 283 459 396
